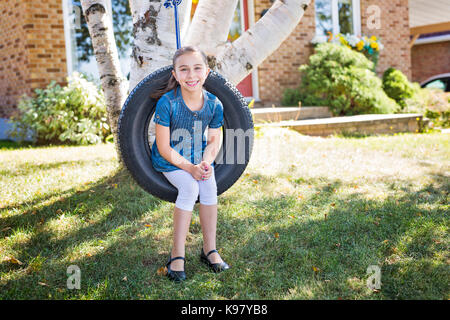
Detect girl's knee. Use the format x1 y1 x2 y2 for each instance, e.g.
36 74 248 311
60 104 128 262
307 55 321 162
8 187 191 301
183 180 199 197
176 180 199 211
199 185 217 206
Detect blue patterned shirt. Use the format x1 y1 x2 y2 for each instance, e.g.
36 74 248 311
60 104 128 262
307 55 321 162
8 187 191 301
152 87 224 172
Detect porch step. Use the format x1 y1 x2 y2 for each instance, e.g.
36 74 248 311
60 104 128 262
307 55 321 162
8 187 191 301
254 113 426 136
251 106 332 123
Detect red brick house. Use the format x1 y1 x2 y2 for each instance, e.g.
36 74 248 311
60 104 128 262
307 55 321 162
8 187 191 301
409 0 450 85
0 0 449 137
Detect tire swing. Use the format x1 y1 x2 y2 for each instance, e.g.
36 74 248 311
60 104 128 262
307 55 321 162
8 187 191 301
117 0 254 203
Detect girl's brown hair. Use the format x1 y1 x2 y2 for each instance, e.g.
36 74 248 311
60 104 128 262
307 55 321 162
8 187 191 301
150 46 208 99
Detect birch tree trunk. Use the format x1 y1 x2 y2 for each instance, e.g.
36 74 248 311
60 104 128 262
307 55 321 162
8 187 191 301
128 0 191 90
80 0 128 162
184 0 239 57
82 0 312 162
213 0 312 85
128 0 311 88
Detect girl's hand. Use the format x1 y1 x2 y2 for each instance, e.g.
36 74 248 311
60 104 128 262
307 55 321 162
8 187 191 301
189 163 206 181
200 161 212 181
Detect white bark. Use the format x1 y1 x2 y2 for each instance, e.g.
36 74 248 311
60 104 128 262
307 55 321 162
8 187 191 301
215 0 312 85
128 0 191 90
184 0 239 56
80 0 128 161
81 0 313 165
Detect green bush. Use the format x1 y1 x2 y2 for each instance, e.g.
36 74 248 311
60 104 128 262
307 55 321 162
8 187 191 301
283 43 399 116
425 108 450 128
281 88 302 106
402 86 450 129
8 72 110 145
382 67 416 109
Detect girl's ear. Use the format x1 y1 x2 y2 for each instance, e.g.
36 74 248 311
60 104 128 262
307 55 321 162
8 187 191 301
171 69 177 82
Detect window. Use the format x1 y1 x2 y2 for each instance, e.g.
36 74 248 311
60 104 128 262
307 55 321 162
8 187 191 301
228 1 243 42
190 0 244 43
424 79 447 91
315 0 361 40
63 0 132 81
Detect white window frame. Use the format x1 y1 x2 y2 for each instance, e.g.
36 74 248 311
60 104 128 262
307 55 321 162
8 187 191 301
62 0 75 75
315 0 361 42
246 0 260 101
62 0 113 77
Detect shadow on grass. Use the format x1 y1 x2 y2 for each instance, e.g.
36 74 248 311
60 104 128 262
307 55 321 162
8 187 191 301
0 167 170 299
0 140 34 150
0 159 108 180
0 169 448 299
216 174 448 300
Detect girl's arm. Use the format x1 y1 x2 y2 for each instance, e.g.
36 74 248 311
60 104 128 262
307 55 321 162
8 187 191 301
155 123 205 179
202 127 222 165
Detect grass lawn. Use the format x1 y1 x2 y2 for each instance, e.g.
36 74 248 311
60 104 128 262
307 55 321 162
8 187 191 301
0 128 448 300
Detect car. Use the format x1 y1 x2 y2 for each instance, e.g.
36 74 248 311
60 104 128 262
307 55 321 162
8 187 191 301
420 73 450 92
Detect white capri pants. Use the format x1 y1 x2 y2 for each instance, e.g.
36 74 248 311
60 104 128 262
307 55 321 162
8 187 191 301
162 166 218 211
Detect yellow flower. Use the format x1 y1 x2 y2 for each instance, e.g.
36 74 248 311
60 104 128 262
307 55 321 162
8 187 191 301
327 32 333 42
370 35 377 41
356 40 364 51
370 42 379 50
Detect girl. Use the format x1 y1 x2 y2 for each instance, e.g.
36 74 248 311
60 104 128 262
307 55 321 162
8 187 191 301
151 46 230 282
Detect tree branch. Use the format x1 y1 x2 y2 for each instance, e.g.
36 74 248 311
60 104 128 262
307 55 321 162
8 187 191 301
215 0 311 85
184 0 239 58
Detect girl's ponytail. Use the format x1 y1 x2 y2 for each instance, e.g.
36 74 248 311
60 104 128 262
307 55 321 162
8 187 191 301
150 72 179 99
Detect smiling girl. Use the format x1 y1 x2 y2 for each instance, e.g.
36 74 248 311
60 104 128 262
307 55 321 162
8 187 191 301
151 46 229 282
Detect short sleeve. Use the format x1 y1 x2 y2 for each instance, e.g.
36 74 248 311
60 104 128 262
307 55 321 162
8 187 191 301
209 98 224 129
153 95 171 127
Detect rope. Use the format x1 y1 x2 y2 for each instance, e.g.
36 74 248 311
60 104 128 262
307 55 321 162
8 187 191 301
164 0 183 49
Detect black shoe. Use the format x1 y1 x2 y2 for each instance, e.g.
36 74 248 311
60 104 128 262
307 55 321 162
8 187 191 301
200 249 230 273
166 256 186 282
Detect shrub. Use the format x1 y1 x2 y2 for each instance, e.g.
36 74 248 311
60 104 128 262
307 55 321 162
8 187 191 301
8 72 110 145
403 86 450 129
312 33 384 69
281 88 303 106
380 68 449 128
382 67 416 109
283 43 399 116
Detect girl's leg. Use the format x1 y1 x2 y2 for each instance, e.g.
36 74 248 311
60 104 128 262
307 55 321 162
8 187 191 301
198 167 223 264
199 204 223 264
163 170 199 271
171 206 192 271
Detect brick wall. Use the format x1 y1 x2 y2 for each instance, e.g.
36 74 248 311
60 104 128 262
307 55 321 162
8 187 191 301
0 0 30 118
0 0 67 118
255 0 316 103
411 41 450 83
255 0 412 103
1 0 415 111
357 0 411 78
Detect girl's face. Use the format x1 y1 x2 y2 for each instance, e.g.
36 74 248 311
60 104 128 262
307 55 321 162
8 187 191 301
172 52 210 94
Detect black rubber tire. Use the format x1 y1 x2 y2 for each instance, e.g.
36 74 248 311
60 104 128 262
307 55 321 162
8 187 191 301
117 66 254 203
